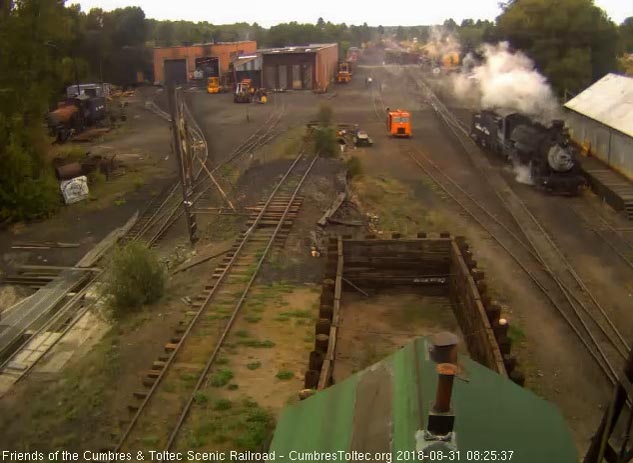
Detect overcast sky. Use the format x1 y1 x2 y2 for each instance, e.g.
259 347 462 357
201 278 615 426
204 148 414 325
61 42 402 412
72 0 632 26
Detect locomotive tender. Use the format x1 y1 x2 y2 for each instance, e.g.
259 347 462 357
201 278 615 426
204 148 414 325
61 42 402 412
470 109 586 195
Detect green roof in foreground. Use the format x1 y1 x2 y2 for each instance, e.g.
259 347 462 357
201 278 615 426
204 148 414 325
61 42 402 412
270 337 577 462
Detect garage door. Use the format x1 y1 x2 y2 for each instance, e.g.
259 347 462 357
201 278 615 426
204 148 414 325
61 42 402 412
164 59 187 85
278 65 288 90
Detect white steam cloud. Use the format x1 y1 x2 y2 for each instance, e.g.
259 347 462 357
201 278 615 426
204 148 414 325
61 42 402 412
452 42 560 123
423 26 461 61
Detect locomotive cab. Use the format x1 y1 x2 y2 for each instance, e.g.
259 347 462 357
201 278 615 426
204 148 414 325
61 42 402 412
387 109 412 137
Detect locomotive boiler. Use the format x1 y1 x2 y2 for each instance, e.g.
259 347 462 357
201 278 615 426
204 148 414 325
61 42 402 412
470 109 586 195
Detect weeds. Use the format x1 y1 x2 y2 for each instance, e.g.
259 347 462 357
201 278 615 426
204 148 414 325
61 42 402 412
276 370 294 381
194 392 209 404
237 339 275 348
213 399 232 411
246 361 261 370
210 369 234 387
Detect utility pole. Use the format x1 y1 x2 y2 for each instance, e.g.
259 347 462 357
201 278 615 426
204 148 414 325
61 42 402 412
167 84 198 245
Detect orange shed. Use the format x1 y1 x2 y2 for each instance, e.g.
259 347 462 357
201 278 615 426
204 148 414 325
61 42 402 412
153 41 257 85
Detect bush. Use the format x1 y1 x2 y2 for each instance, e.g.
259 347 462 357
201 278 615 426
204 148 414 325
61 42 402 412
346 156 363 179
314 127 337 158
316 103 333 126
102 242 165 317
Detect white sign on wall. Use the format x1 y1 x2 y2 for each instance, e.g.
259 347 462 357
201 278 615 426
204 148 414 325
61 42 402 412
60 176 89 205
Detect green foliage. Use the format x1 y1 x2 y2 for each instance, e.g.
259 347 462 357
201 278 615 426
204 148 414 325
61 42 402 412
60 146 87 162
620 17 633 54
346 156 363 179
213 399 232 411
210 369 234 387
237 339 275 348
496 0 619 93
275 370 294 381
193 392 209 404
233 408 275 451
88 169 107 187
102 242 166 317
316 103 333 126
246 361 261 370
314 127 337 158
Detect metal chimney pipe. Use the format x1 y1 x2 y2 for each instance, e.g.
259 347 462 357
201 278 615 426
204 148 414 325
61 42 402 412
433 363 458 414
431 332 459 364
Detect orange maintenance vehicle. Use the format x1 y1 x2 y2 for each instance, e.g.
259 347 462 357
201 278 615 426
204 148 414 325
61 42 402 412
336 61 352 83
387 108 412 137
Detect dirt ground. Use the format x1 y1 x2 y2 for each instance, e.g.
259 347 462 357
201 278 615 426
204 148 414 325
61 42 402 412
334 289 463 381
1 51 629 456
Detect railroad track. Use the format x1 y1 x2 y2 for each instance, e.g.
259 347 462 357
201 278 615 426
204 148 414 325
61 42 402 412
370 70 385 122
129 95 286 243
113 150 318 453
0 273 98 395
406 72 629 385
571 205 633 271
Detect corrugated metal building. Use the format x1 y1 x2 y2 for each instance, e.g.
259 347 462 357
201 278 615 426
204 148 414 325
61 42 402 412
260 43 338 91
153 41 257 85
271 337 577 462
564 73 633 181
232 54 263 88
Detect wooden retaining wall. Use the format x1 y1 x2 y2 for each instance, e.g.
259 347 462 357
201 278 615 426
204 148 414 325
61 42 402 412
303 234 525 392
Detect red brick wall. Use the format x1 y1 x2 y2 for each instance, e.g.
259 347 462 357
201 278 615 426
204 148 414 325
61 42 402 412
153 41 257 84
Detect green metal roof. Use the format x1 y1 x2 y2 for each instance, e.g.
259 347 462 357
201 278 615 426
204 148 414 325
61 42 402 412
270 337 577 462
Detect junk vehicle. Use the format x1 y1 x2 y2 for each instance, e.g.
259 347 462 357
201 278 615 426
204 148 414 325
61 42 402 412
387 108 412 137
234 81 252 103
48 94 106 143
470 109 586 194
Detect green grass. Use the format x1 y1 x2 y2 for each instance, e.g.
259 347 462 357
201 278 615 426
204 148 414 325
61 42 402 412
245 315 262 323
235 330 250 338
237 339 275 348
216 357 229 365
210 369 234 387
246 361 261 370
213 399 232 411
508 324 526 343
279 309 312 318
194 392 209 404
276 370 294 381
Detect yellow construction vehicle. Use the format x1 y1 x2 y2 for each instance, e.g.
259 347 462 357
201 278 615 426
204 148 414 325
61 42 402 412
336 61 352 83
207 76 221 94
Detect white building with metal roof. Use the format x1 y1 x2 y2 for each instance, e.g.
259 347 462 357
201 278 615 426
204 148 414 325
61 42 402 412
564 73 633 181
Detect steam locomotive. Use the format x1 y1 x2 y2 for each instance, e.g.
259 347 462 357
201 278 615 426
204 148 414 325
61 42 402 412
470 110 586 195
48 94 106 143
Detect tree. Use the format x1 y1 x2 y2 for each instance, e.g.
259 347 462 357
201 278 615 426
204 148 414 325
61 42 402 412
620 17 633 53
0 0 75 221
317 17 325 28
496 0 618 94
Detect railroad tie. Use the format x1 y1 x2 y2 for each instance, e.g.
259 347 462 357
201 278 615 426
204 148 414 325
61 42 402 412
164 342 179 352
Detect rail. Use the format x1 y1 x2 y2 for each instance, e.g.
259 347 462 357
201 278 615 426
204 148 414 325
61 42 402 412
408 72 628 384
114 149 318 451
